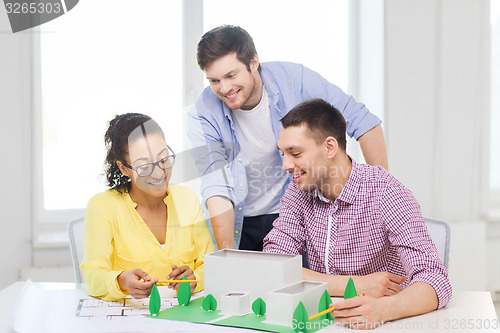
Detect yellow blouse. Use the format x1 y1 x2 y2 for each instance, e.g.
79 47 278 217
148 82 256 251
80 185 216 301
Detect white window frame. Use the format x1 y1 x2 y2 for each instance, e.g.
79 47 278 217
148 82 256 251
32 27 81 247
347 0 384 162
490 190 500 222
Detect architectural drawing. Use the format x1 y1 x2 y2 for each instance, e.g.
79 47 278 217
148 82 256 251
76 296 178 319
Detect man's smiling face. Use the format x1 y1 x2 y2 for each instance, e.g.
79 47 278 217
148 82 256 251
205 52 262 110
278 125 330 192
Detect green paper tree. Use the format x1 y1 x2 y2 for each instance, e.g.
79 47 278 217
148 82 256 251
293 301 309 333
251 297 266 316
317 290 334 321
149 283 161 316
177 275 192 306
202 294 217 311
344 277 357 299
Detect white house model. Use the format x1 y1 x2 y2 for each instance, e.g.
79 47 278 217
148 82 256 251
204 249 328 326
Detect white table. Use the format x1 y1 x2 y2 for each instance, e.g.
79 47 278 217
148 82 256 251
0 282 498 332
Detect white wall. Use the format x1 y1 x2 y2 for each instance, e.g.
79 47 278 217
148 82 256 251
384 0 491 290
0 10 33 289
385 0 490 222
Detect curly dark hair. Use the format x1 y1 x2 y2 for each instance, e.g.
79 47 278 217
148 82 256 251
103 113 164 192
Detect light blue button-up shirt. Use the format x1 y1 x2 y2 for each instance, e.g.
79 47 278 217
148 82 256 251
187 61 381 248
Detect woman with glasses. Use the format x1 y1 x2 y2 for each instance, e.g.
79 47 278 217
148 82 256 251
80 113 216 301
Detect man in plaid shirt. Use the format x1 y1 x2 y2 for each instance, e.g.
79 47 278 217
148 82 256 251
263 98 452 329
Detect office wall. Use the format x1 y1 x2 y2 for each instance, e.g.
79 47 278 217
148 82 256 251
0 11 33 289
385 0 490 222
384 0 490 290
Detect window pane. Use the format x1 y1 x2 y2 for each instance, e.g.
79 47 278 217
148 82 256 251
203 0 349 92
40 0 182 210
491 0 500 190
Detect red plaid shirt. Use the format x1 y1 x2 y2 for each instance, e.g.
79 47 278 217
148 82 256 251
263 160 452 308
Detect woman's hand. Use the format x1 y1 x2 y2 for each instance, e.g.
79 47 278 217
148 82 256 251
167 264 197 292
117 268 158 299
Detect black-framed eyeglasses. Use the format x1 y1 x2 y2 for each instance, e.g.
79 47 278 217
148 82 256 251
121 147 176 177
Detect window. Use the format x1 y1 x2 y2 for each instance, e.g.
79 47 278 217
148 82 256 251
203 0 349 92
35 0 183 232
204 0 357 157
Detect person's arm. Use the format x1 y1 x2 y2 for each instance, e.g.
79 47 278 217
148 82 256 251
80 198 131 301
187 103 238 248
263 183 308 255
381 183 452 309
303 269 406 298
207 196 235 249
358 124 389 170
333 282 438 329
331 181 450 329
298 64 388 169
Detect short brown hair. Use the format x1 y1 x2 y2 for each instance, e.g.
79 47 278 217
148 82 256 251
281 98 347 151
197 25 261 73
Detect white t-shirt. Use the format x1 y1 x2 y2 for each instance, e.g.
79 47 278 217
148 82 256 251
232 88 289 216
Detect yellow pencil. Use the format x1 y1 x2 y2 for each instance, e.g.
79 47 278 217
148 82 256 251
309 306 335 321
308 294 365 321
156 280 197 284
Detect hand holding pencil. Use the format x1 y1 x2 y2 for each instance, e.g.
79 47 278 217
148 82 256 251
165 264 197 292
140 265 198 292
329 293 389 330
308 294 366 321
118 268 158 300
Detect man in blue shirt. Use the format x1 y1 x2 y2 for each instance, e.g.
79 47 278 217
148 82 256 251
188 25 387 251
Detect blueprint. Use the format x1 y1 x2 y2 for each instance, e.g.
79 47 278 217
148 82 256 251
9 280 227 333
75 296 178 319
